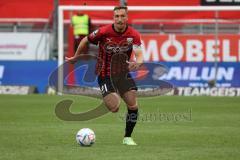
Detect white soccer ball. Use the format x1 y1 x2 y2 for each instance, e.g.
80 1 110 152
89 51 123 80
76 128 96 146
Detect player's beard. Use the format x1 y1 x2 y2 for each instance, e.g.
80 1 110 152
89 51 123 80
115 23 126 32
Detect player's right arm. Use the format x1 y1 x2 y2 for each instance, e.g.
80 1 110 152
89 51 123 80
65 28 102 64
65 36 89 64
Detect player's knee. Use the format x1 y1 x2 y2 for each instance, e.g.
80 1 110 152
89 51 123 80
126 99 138 110
103 93 121 113
127 104 138 110
110 107 119 113
104 98 120 113
110 101 120 113
106 103 119 113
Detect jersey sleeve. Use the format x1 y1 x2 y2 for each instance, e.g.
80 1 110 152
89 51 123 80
133 31 141 46
87 28 103 45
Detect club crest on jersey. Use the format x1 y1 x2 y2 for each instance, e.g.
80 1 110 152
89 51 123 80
127 38 133 44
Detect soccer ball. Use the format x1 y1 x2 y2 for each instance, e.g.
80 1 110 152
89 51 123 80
76 128 96 146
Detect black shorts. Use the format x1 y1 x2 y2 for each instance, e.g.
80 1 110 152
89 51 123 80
98 73 137 97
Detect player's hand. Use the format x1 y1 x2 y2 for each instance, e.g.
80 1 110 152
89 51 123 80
65 56 78 64
126 61 142 71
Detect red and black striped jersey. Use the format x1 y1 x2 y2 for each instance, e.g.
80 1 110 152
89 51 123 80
88 24 141 78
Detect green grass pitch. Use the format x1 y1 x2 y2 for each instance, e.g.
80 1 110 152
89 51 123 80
0 94 240 160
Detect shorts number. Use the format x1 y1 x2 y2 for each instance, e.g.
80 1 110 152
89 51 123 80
100 84 108 93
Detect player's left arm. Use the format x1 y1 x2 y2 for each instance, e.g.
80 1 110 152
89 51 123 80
127 30 144 71
127 44 143 71
133 44 143 64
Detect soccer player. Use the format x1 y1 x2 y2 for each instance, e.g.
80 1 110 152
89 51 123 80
66 6 143 145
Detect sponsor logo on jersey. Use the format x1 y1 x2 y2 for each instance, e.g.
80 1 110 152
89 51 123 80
104 40 131 54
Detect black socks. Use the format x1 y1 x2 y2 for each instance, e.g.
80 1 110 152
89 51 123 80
124 108 138 137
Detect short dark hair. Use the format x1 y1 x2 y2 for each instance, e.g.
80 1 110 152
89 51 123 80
113 6 128 11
